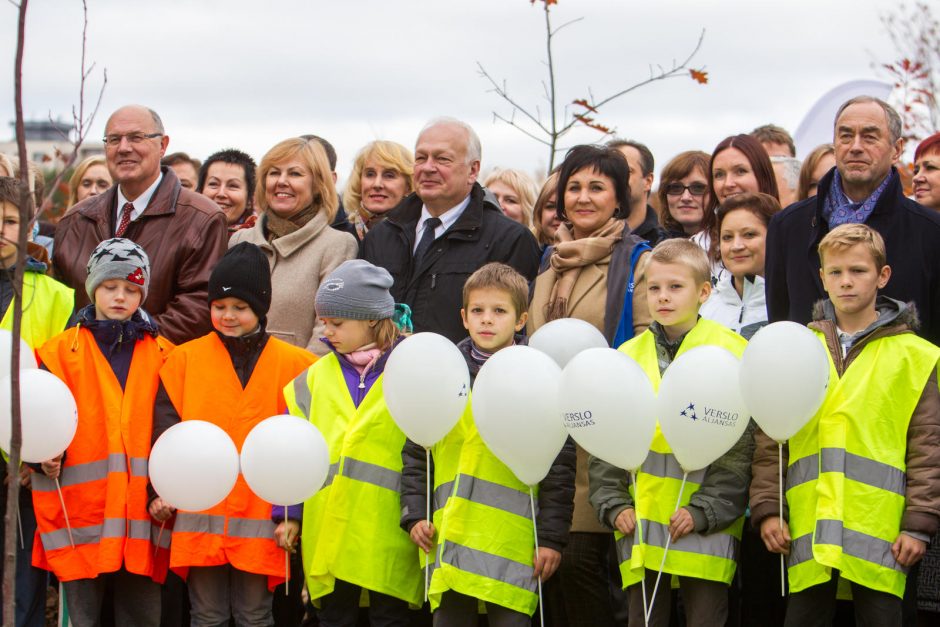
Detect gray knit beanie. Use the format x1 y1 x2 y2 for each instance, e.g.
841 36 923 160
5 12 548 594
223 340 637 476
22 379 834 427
85 238 151 303
316 259 394 320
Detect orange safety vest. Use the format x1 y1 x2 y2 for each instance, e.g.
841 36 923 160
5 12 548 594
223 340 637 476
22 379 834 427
159 332 315 589
32 326 174 583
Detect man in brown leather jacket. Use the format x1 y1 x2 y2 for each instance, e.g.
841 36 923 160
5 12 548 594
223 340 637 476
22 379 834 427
54 105 227 343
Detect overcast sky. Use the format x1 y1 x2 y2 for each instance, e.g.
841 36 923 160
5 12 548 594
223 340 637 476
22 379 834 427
2 0 904 186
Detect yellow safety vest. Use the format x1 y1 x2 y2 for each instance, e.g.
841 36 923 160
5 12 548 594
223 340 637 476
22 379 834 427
428 396 541 616
0 271 73 349
786 329 940 598
284 353 422 606
616 318 747 587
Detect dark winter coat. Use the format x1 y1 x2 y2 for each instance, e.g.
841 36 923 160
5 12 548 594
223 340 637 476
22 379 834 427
361 183 541 343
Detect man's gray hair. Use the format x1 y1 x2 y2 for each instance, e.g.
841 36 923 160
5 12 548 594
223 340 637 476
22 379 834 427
834 96 902 144
148 108 165 134
419 117 482 164
770 156 802 190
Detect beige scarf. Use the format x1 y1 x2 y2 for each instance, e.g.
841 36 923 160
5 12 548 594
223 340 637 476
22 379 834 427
546 218 625 321
264 203 320 242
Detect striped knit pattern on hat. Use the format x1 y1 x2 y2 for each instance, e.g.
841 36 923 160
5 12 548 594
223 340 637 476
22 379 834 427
315 259 395 320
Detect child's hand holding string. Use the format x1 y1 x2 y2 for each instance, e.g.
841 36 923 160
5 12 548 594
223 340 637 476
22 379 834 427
668 507 695 542
410 520 435 553
276 520 301 553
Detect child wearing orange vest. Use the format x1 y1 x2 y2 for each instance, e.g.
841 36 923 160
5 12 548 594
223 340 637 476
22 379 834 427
152 242 316 626
34 237 171 627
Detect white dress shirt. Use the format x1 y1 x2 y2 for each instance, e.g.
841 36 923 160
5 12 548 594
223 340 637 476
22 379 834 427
116 172 164 226
413 195 471 253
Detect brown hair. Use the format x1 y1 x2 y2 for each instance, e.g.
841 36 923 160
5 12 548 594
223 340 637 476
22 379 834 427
372 318 401 352
797 143 835 201
255 138 338 221
0 176 31 214
818 223 887 270
656 150 711 235
750 124 796 157
648 238 711 285
716 192 780 231
532 172 559 246
462 262 529 318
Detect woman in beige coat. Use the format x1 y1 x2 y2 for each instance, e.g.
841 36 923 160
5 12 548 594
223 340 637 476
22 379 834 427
528 144 651 627
230 138 357 356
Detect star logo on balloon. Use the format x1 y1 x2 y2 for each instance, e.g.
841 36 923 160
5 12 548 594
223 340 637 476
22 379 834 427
680 402 697 421
458 383 468 398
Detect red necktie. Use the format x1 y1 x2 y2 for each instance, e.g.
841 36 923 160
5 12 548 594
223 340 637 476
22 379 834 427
116 202 134 237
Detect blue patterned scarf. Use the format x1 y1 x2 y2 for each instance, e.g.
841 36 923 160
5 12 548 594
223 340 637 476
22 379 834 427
823 168 895 227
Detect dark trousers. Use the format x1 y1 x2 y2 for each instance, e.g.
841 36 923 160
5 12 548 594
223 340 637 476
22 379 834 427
318 578 411 627
785 574 901 627
548 532 623 627
432 591 529 627
273 551 306 626
738 525 787 627
627 569 728 627
63 568 161 627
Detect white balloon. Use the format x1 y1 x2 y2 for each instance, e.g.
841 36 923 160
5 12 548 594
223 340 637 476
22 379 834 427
149 421 239 512
657 346 750 472
472 346 567 486
384 333 470 447
529 318 609 368
0 329 38 378
0 370 77 463
740 322 830 442
559 348 656 472
240 415 330 506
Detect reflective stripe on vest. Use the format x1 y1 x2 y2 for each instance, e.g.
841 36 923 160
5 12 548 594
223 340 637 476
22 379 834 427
786 449 905 496
785 330 939 598
0 272 73 349
341 457 401 492
453 474 533 519
617 320 748 586
161 333 315 585
440 541 537 595
616 519 738 565
297 353 422 607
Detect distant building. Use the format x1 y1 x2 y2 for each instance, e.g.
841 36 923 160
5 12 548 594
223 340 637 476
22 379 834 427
0 119 104 168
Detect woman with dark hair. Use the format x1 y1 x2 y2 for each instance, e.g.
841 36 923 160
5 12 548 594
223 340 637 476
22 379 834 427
657 150 712 238
913 132 940 211
699 192 779 339
696 135 779 273
797 144 835 201
528 144 651 627
197 148 257 232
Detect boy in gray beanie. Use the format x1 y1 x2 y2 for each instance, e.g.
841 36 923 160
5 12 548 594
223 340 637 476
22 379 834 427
85 237 151 312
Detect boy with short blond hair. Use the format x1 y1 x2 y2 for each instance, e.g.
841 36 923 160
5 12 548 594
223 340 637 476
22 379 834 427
751 223 940 627
590 238 753 627
401 262 576 625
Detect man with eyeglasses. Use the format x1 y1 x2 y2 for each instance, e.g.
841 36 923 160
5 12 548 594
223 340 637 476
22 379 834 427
53 104 227 344
607 138 667 245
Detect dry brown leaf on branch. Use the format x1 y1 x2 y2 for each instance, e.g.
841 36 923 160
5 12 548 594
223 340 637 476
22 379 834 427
689 69 709 84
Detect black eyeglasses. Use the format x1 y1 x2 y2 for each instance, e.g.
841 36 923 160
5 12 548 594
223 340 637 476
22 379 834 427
664 182 708 197
103 132 163 147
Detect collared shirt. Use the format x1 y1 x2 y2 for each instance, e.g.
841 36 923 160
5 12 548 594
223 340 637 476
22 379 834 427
116 172 164 226
413 194 471 253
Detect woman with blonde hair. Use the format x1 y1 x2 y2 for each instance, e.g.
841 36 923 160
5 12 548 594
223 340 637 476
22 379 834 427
484 168 538 228
230 137 358 355
67 155 112 209
342 140 414 240
532 172 561 261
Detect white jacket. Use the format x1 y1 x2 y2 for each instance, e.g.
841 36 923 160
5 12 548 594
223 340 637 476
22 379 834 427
699 273 767 339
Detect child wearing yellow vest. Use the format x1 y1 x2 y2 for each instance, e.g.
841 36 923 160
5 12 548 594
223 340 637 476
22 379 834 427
750 224 940 627
277 259 421 625
0 176 73 627
35 238 170 627
401 262 576 626
152 242 315 626
589 239 753 627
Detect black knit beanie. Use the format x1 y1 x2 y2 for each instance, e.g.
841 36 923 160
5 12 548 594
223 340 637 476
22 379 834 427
208 242 271 320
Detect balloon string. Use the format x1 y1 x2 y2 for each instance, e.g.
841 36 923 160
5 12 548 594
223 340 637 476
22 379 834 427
631 469 648 627
529 486 544 627
285 505 290 597
153 520 166 559
425 447 431 605
779 442 785 598
55 477 75 549
17 501 24 550
645 472 687 625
